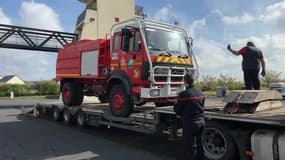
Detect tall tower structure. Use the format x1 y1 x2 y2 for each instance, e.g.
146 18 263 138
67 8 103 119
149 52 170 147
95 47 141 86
76 0 135 40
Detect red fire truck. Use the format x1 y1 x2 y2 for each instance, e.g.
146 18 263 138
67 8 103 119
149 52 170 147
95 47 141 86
56 18 197 117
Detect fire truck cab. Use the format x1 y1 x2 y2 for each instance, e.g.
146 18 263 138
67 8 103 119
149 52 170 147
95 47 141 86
56 18 196 117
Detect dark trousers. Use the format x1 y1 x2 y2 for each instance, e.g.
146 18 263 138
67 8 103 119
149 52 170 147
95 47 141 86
180 120 205 160
243 69 260 90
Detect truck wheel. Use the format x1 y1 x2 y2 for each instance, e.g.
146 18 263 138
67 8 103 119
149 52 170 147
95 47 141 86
155 102 175 107
62 82 83 106
109 85 134 117
63 108 72 124
52 106 62 121
203 121 238 160
76 110 87 128
98 95 108 103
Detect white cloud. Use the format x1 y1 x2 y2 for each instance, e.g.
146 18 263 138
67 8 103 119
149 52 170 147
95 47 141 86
222 13 255 25
153 4 172 22
18 1 62 31
0 8 12 24
211 9 223 17
188 18 206 38
0 49 57 81
194 39 242 80
260 0 285 31
0 1 62 80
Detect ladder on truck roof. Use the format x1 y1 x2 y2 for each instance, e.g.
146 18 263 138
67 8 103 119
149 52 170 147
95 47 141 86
0 24 78 52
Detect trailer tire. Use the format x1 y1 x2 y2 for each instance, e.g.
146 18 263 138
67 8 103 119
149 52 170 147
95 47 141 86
62 82 83 106
203 121 238 160
76 110 87 128
63 108 72 124
109 85 134 117
52 106 62 121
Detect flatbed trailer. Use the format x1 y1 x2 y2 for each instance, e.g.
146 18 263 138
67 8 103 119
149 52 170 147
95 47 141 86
33 95 285 160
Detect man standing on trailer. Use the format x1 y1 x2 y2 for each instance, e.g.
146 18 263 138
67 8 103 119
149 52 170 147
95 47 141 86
227 41 266 90
174 74 205 160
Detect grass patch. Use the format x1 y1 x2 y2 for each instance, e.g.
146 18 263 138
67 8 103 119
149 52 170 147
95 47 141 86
202 91 217 96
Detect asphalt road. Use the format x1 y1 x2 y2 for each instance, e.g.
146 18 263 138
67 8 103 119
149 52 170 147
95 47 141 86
0 106 182 160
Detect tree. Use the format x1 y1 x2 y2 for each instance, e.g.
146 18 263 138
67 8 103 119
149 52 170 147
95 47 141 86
32 81 59 95
261 70 282 87
217 74 236 86
200 75 217 91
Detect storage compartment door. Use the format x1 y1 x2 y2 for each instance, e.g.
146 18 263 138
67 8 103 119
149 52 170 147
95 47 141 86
81 50 98 76
251 129 275 160
278 132 285 159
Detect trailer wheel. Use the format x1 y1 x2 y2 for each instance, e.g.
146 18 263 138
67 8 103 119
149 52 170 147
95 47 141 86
76 110 87 128
202 121 238 160
63 108 72 124
109 85 134 117
52 106 62 121
62 82 83 106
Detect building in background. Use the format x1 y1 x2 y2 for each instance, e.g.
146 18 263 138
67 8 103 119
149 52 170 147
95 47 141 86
75 0 135 40
0 75 25 84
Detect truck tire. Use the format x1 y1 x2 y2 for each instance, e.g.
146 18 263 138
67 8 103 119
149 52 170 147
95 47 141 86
155 102 175 107
109 85 134 117
62 82 83 106
203 121 238 160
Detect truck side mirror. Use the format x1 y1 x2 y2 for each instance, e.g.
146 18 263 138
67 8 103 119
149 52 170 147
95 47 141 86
189 37 193 46
121 28 133 52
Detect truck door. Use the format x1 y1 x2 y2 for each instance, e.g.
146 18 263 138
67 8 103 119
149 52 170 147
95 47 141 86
123 29 143 84
111 29 144 84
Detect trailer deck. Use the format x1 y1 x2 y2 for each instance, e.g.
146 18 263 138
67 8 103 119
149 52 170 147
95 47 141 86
35 97 285 129
31 96 285 160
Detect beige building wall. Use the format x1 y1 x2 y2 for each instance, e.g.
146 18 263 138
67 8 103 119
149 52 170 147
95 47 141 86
97 0 135 39
6 76 25 85
76 0 135 40
79 9 98 39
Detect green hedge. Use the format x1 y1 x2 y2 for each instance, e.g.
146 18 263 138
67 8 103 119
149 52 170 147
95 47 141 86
0 84 29 97
0 81 60 97
32 81 60 95
195 81 244 91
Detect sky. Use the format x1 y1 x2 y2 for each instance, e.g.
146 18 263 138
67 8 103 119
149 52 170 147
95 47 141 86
0 0 284 81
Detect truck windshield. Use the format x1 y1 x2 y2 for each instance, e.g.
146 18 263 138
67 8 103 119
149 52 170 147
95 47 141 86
145 27 189 57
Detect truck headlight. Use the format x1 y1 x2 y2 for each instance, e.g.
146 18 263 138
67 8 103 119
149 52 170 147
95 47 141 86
150 89 160 97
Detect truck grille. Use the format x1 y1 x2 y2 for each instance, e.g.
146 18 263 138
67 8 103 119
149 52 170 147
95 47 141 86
152 66 186 85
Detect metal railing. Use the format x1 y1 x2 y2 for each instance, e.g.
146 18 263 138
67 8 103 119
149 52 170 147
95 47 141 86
0 24 78 52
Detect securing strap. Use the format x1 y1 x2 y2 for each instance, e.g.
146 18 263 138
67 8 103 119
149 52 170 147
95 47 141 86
176 96 205 101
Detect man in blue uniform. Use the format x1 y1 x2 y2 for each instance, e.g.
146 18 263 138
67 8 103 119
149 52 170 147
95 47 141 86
227 41 266 90
174 74 205 160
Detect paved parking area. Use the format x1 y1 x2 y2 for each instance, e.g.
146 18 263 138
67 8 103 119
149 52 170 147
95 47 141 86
0 106 181 160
